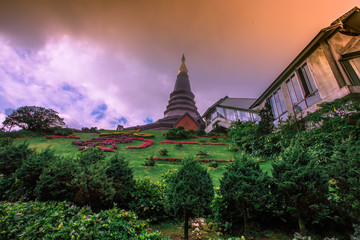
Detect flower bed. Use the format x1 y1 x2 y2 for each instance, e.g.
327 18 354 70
43 135 81 139
197 135 219 138
125 137 154 149
152 157 233 163
72 135 133 152
159 140 228 145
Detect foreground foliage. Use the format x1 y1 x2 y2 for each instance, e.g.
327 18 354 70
0 201 168 239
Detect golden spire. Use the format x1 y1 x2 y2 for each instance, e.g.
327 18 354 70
178 54 188 74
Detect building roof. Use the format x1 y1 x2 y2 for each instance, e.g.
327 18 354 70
250 6 360 109
202 96 257 117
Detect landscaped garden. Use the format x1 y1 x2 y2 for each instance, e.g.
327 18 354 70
1 96 360 239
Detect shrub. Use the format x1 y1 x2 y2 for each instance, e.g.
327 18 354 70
130 178 167 223
0 201 168 239
7 148 56 201
195 129 206 136
105 154 135 209
158 148 168 156
210 137 218 142
175 142 183 149
78 146 106 165
271 140 329 237
0 139 33 176
165 127 191 140
35 156 78 202
208 161 218 168
166 159 214 240
145 156 156 166
214 155 271 234
329 136 360 223
49 126 73 136
72 161 115 211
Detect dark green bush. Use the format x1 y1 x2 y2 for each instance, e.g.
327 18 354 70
158 148 168 156
7 148 56 201
0 139 33 176
208 161 218 168
49 126 73 136
165 127 191 140
166 159 214 239
0 201 168 239
195 129 206 136
214 155 271 234
72 161 115 211
271 140 329 236
130 178 167 223
145 156 156 166
78 146 105 165
105 154 135 209
35 156 78 202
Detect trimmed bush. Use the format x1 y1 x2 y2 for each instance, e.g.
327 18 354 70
105 154 135 209
130 178 167 223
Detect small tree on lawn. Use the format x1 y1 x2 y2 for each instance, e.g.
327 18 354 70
271 140 329 237
256 100 274 136
2 106 65 132
105 154 135 209
165 159 214 240
216 154 271 234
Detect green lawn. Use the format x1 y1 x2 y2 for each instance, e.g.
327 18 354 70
15 130 272 187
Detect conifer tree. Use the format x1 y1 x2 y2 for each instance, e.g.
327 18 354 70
271 140 329 236
165 159 214 240
256 101 274 136
217 154 271 234
105 154 135 209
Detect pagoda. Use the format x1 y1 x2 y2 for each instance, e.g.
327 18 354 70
124 54 204 131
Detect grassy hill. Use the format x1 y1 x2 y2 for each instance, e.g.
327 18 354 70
14 130 272 186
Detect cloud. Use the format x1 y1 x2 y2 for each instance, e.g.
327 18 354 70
0 0 359 130
0 35 171 129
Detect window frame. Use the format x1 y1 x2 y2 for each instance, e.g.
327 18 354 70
267 87 288 121
341 52 360 86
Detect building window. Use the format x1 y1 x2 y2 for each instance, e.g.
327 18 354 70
216 107 225 118
237 110 251 122
225 108 237 121
268 88 287 119
297 62 321 106
342 56 360 86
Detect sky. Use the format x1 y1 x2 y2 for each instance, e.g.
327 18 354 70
0 0 359 130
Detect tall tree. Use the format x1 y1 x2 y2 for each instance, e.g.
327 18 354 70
271 140 329 236
2 106 65 131
165 159 214 240
256 100 274 136
217 154 271 234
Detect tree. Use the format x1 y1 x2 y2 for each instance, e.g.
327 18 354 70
271 140 329 237
2 106 65 131
256 100 274 136
329 136 360 222
105 154 135 209
165 159 214 240
216 155 271 234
